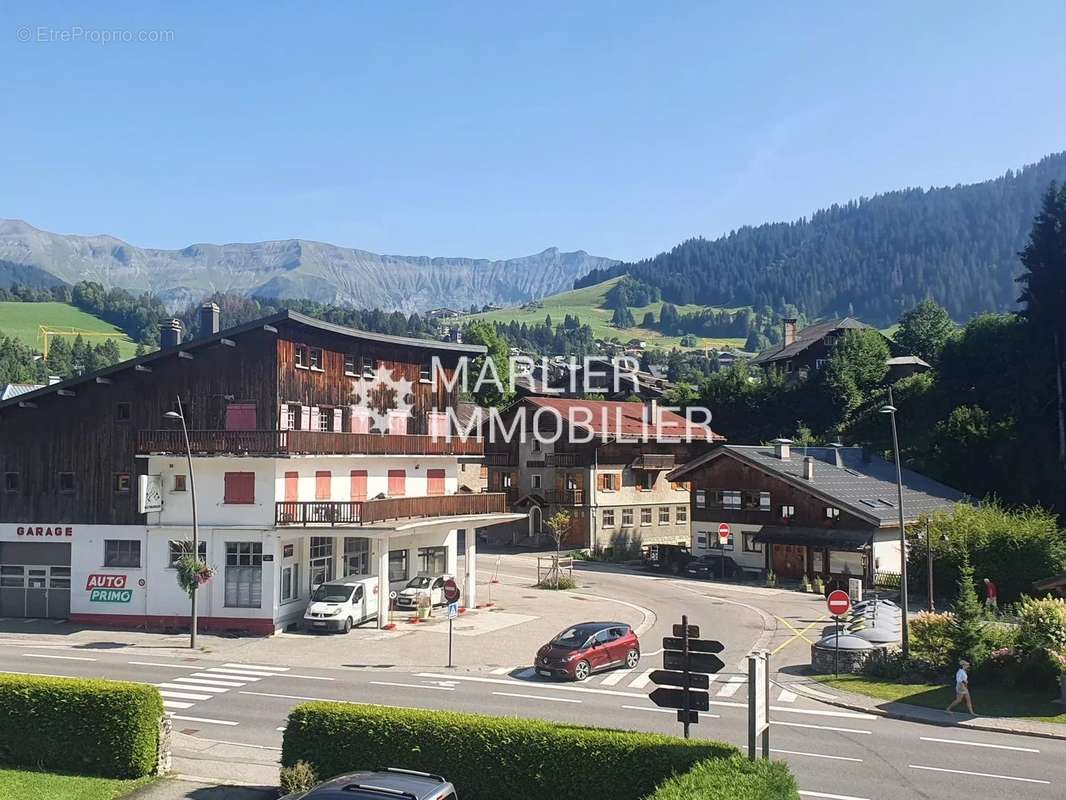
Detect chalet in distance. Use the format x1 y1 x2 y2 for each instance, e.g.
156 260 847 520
750 317 874 381
667 440 965 586
0 304 521 633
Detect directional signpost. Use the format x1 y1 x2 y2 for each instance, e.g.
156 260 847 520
649 615 725 738
443 579 461 668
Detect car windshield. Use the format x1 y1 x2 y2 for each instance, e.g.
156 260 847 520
552 625 601 649
406 576 433 589
312 584 354 603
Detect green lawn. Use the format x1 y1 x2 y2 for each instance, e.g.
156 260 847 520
818 674 1066 724
0 768 155 800
0 301 138 358
464 276 748 352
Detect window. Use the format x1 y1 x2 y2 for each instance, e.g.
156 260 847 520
759 491 771 511
344 537 369 575
640 472 655 491
622 508 633 526
310 536 333 561
1 566 25 588
360 356 378 378
3 472 19 493
318 408 331 432
784 361 793 373
389 549 409 582
815 358 827 369
743 533 763 553
104 539 141 567
695 489 706 508
168 540 207 568
741 491 762 510
315 470 332 500
49 567 71 590
173 474 187 492
420 359 432 383
309 347 323 370
531 474 542 490
600 472 618 491
602 509 615 528
58 472 74 494
388 469 406 496
281 563 299 602
723 490 741 509
115 402 131 422
286 404 298 430
225 542 263 608
826 507 841 520
565 474 578 491
419 546 447 574
223 472 255 504
676 505 688 523
427 468 446 496
641 507 652 526
781 505 796 519
295 345 308 368
344 354 357 375
659 506 670 525
113 473 131 493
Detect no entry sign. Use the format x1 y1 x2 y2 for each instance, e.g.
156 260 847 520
442 578 461 604
717 522 730 546
826 589 851 617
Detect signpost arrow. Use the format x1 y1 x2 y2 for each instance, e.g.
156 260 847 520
662 637 725 654
664 650 726 675
650 687 710 712
647 669 709 690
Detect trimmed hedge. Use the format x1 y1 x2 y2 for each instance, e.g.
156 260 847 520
0 674 164 778
282 703 738 800
645 756 798 799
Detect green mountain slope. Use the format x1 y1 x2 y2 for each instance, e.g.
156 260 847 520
0 302 137 359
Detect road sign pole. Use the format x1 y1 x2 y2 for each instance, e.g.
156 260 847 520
834 615 840 676
682 614 690 739
762 651 770 759
448 617 454 668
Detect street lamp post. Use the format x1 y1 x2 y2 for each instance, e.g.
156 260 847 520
880 386 910 659
164 399 198 649
926 518 935 612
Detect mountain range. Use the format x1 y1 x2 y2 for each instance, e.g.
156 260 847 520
576 152 1066 326
0 219 617 313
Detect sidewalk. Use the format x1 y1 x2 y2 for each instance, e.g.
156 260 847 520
129 733 280 800
792 678 1066 741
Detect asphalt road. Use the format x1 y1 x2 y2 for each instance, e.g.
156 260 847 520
1 554 1061 800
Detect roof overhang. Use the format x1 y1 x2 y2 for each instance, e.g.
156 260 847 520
752 527 872 551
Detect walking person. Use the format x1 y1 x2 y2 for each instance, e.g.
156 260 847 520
983 578 998 613
946 659 975 714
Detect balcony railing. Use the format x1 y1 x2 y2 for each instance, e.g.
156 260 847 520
138 429 484 457
275 492 509 527
546 452 581 467
545 488 585 506
483 451 516 467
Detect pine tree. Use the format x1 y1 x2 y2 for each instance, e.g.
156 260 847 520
950 556 985 665
894 298 957 366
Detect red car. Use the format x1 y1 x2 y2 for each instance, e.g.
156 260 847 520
535 621 640 681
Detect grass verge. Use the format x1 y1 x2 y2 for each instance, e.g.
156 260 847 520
817 674 1066 724
0 768 155 800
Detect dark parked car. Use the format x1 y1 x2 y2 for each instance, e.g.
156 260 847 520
535 621 640 681
686 554 738 579
641 543 694 575
280 768 456 800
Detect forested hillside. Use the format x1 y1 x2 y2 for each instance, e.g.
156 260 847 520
576 153 1066 326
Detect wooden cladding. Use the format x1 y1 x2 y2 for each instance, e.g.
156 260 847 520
137 429 484 457
274 492 509 527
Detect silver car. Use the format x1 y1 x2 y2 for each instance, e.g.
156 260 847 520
281 767 457 800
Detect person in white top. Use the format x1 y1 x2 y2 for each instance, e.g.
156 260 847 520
945 659 974 714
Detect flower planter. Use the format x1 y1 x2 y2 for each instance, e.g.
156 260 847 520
417 606 431 621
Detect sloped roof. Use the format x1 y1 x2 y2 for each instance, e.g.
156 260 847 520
0 383 43 401
750 318 871 366
524 397 724 442
668 444 965 527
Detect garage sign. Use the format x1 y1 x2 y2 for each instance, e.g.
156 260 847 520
87 574 132 602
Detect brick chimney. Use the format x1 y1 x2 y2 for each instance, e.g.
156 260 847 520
159 319 183 349
782 318 798 347
200 302 220 337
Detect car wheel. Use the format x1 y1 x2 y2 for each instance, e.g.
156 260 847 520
572 660 591 681
625 648 640 669
343 617 353 633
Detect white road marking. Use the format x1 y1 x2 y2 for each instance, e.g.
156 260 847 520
918 736 1039 753
187 736 278 750
789 684 838 701
369 681 454 692
416 672 646 699
22 653 95 661
770 706 876 720
642 648 664 657
599 669 632 686
156 683 228 694
773 720 872 735
276 726 287 732
162 700 194 709
490 666 514 675
169 715 240 727
799 791 870 800
493 691 582 704
908 764 1049 784
777 689 798 703
621 705 720 719
629 669 655 689
771 748 862 762
222 663 289 672
159 690 213 701
205 667 272 678
129 661 200 670
717 676 744 697
240 690 414 711
183 675 247 687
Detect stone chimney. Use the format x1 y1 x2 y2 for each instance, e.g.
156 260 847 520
159 319 183 349
772 438 792 460
200 302 220 337
803 456 815 481
782 318 798 347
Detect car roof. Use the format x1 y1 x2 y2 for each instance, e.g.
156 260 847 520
305 769 451 800
564 621 630 631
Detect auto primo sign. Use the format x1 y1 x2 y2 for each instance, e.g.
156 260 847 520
86 574 132 603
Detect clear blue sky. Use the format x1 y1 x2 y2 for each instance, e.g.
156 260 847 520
3 2 1065 262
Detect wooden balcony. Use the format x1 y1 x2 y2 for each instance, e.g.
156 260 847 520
138 429 484 457
544 488 586 506
275 492 510 527
546 452 581 467
483 451 516 467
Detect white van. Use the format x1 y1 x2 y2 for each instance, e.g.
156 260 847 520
303 576 379 633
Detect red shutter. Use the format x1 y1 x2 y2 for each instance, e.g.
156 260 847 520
279 403 290 431
225 403 257 431
224 472 255 504
315 470 332 500
427 469 446 496
388 469 406 497
284 471 299 502
350 470 368 501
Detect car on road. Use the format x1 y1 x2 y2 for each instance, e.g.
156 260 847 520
303 576 379 633
395 574 451 611
641 543 694 575
535 621 640 681
686 553 739 579
280 767 457 800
